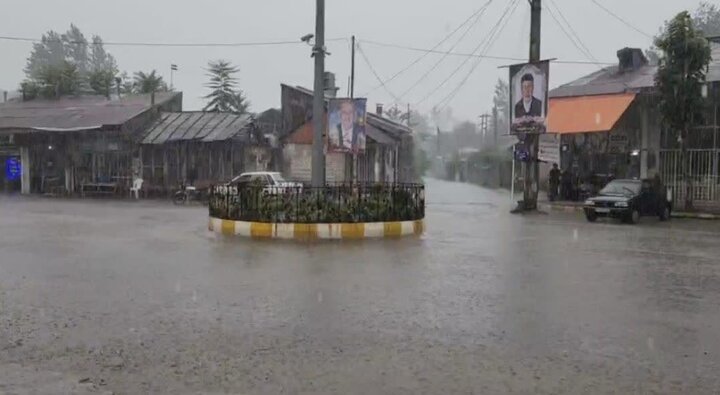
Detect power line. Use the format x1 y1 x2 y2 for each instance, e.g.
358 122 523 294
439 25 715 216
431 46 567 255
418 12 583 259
435 0 522 110
547 0 632 89
415 0 520 107
546 0 598 65
0 35 349 47
356 43 401 103
396 0 494 101
589 0 653 39
360 40 614 65
361 0 495 96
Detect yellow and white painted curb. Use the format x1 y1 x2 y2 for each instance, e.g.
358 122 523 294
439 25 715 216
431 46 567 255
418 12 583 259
209 217 424 240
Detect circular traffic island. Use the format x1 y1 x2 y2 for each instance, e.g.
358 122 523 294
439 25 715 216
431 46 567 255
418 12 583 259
208 183 425 240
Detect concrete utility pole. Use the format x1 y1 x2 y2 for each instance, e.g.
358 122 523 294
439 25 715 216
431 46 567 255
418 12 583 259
478 114 490 148
522 0 542 210
350 35 356 99
311 0 327 187
492 105 499 148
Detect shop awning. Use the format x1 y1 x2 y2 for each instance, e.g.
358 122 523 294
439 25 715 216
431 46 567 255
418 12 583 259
548 93 636 134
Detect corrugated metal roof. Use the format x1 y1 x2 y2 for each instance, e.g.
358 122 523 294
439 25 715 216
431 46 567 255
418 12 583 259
551 42 720 98
0 93 179 132
141 112 251 144
550 64 656 98
366 124 397 145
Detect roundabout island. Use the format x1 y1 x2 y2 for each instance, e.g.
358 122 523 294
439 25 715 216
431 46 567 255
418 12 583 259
208 183 425 240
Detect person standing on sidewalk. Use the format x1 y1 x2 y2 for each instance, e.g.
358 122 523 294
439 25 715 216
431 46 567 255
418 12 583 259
548 163 561 202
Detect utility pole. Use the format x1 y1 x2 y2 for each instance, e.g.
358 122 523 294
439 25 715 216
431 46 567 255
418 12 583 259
407 103 412 127
492 105 499 148
478 114 490 148
522 0 542 210
350 35 356 99
311 0 326 187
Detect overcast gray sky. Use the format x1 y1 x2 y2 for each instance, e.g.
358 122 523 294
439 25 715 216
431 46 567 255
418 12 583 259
0 0 705 121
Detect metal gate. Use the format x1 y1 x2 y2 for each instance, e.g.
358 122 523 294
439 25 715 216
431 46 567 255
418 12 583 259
660 149 720 203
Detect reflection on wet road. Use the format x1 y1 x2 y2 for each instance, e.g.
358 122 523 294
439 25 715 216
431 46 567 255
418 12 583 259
1 179 719 394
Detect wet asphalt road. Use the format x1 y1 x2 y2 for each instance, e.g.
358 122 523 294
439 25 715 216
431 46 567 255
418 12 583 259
1 178 720 394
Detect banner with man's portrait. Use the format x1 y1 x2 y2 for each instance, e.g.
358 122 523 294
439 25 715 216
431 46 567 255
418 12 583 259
327 98 367 154
509 60 550 134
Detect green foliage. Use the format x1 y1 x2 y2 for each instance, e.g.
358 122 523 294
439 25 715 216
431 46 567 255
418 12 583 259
62 24 89 77
210 185 425 223
655 11 712 210
25 31 66 81
89 36 118 74
23 24 119 98
655 11 712 138
89 69 116 97
133 70 166 94
23 61 82 98
693 2 720 37
384 105 405 123
203 60 250 114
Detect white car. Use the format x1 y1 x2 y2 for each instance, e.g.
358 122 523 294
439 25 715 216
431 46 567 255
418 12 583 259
228 172 303 195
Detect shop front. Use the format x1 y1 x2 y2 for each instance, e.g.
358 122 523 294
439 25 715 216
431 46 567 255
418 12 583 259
548 92 659 200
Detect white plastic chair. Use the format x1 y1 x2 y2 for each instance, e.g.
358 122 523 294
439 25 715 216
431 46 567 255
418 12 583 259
130 178 144 199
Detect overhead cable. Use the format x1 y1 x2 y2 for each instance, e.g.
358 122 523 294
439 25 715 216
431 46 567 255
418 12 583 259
361 0 495 96
395 0 495 101
435 0 522 110
356 43 401 103
0 35 348 47
419 0 520 108
589 0 653 39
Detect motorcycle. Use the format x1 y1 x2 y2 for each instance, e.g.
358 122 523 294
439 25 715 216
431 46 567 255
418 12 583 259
173 182 204 205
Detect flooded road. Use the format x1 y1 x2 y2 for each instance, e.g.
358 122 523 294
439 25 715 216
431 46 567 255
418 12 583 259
1 179 720 394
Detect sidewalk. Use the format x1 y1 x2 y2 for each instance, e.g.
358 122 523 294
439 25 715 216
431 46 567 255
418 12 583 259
538 200 720 220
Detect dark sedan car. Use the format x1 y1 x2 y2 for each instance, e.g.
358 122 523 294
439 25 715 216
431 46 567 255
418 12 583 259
584 179 672 224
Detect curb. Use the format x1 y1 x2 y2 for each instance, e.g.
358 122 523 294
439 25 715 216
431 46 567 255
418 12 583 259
670 212 720 220
539 203 720 220
538 203 584 213
208 217 425 240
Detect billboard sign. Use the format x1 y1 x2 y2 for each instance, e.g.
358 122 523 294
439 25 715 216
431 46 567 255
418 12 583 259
5 157 21 182
538 133 560 164
509 60 550 134
327 98 367 154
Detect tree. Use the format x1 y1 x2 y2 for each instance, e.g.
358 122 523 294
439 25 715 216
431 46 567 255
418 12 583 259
203 60 249 113
62 24 89 78
383 105 405 123
492 78 510 144
655 11 712 210
23 25 119 98
88 36 118 96
133 70 165 94
25 31 66 80
693 2 720 36
89 36 117 74
89 69 116 97
29 61 82 98
647 2 720 65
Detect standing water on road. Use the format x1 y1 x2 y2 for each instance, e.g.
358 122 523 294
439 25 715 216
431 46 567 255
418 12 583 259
2 179 720 393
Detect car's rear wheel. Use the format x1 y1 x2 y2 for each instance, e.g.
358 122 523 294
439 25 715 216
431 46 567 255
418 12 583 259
659 206 671 221
585 211 598 222
626 209 640 224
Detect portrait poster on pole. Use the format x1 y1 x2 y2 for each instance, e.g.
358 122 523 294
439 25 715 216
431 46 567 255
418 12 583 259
509 60 550 134
327 98 367 154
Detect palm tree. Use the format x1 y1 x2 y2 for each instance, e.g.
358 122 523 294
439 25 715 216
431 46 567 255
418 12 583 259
133 70 165 94
203 60 249 114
